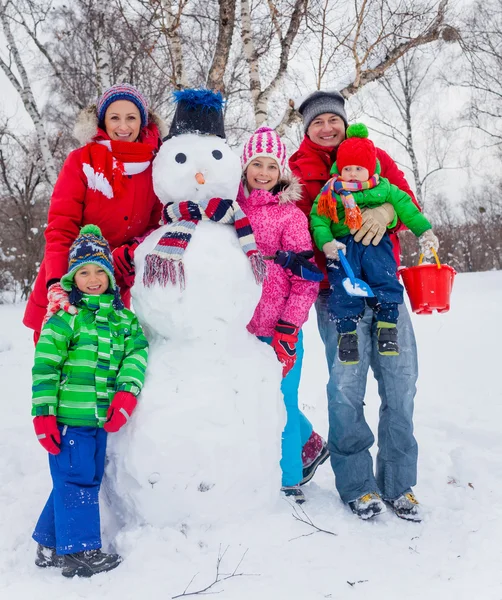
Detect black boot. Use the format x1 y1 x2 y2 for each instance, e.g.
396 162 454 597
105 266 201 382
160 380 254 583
35 544 65 568
281 485 306 504
61 549 122 578
338 331 359 364
376 323 399 355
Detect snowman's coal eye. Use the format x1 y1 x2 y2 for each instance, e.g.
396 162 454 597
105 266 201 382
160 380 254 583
212 150 223 160
175 153 187 164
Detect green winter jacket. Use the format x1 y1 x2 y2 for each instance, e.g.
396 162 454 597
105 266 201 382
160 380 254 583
32 293 148 428
310 166 432 251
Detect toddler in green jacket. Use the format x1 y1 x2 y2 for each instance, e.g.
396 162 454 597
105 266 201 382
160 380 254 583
310 124 439 364
31 224 148 578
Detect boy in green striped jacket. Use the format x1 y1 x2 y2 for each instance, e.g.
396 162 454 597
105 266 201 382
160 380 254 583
31 224 149 578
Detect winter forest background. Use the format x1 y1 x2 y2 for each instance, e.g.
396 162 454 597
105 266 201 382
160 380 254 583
0 0 501 301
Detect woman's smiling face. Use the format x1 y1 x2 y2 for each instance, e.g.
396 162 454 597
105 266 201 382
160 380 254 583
104 100 141 142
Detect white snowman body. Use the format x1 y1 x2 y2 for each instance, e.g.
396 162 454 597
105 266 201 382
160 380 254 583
105 133 284 534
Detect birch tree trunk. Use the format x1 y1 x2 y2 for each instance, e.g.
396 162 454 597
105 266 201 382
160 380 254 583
160 0 189 89
0 0 57 186
206 0 237 92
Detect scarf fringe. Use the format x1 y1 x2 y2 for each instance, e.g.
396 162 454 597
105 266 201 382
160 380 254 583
317 179 339 223
143 254 186 290
250 252 267 284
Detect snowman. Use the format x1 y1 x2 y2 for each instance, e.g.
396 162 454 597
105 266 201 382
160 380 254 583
105 90 284 535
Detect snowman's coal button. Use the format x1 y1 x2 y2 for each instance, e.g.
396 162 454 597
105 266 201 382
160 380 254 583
175 153 187 164
212 150 223 160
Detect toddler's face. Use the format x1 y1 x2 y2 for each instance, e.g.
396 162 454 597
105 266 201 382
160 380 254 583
341 165 369 183
245 157 280 192
74 264 109 295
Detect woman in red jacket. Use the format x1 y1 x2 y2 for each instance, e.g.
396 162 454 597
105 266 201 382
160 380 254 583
23 84 166 342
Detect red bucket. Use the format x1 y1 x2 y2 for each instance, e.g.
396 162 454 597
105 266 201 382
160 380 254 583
399 249 456 315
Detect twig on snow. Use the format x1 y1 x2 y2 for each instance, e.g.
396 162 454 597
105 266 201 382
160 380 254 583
288 503 337 541
172 545 258 598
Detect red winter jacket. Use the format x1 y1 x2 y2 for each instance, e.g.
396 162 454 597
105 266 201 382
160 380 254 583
23 126 163 335
289 135 420 289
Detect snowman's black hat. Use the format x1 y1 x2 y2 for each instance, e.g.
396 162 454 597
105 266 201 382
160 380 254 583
165 89 226 141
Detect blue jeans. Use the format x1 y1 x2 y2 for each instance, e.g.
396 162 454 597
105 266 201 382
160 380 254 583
315 292 418 502
33 426 107 555
259 331 314 486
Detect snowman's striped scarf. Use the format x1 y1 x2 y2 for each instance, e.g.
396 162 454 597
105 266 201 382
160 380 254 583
143 197 266 289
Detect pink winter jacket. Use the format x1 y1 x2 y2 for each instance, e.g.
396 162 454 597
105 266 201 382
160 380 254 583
237 176 320 337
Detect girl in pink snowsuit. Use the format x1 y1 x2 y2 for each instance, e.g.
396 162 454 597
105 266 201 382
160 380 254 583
238 127 327 503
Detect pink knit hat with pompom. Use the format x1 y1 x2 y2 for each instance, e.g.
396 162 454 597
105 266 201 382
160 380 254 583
241 127 287 175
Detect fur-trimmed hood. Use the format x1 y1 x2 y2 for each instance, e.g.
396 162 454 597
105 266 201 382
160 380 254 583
275 173 303 204
73 104 168 145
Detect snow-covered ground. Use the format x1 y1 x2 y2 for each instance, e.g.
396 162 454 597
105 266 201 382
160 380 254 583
1 270 501 600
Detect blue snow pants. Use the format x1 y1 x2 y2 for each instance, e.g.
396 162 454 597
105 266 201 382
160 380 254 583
327 234 404 333
315 293 418 503
33 425 107 555
259 331 314 487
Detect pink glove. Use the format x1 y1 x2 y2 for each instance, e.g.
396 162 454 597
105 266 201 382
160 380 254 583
104 391 138 433
43 282 78 325
33 416 61 455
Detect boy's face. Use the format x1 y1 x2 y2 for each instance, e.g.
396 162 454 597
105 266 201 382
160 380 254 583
74 264 109 295
245 157 280 192
340 165 370 183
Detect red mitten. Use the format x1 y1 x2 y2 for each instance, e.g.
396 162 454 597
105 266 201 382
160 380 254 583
104 391 138 433
33 416 61 455
112 241 138 289
43 282 78 325
271 319 300 377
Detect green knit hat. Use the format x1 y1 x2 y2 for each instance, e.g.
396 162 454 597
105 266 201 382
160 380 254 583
60 224 117 292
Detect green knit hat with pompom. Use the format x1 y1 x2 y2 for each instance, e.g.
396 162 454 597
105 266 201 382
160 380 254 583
60 224 117 292
336 122 377 176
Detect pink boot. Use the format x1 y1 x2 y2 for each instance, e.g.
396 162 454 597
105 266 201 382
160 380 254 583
300 431 329 486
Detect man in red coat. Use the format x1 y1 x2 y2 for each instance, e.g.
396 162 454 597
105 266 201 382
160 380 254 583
289 90 422 522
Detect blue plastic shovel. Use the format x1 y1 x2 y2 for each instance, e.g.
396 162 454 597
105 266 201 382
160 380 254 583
338 252 375 298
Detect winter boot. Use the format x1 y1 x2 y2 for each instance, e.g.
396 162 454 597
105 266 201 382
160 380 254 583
338 331 359 364
300 434 329 486
35 544 65 568
281 485 306 504
348 492 386 520
376 322 399 355
386 492 422 522
61 549 122 578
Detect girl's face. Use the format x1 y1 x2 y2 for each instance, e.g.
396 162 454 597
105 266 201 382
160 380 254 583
74 264 109 295
104 100 141 142
245 157 280 192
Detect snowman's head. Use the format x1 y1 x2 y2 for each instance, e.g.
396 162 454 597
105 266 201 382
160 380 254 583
153 133 241 205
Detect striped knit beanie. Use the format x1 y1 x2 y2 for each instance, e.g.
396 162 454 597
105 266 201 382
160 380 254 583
60 224 117 292
241 127 287 175
96 84 149 128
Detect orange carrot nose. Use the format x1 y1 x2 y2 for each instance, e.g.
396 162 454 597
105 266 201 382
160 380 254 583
195 172 205 185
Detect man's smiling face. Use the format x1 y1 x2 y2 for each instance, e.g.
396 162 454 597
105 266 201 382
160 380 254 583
306 113 346 148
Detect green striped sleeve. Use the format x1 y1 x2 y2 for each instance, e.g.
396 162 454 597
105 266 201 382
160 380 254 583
115 314 149 396
32 312 73 416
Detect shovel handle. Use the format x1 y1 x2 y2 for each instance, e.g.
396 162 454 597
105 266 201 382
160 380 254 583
338 251 356 285
418 247 441 268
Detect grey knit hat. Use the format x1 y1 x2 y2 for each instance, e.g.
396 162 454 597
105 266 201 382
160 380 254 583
298 90 348 133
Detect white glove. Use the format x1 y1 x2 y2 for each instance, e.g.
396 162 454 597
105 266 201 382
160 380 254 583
418 229 439 259
350 203 396 246
323 240 346 260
